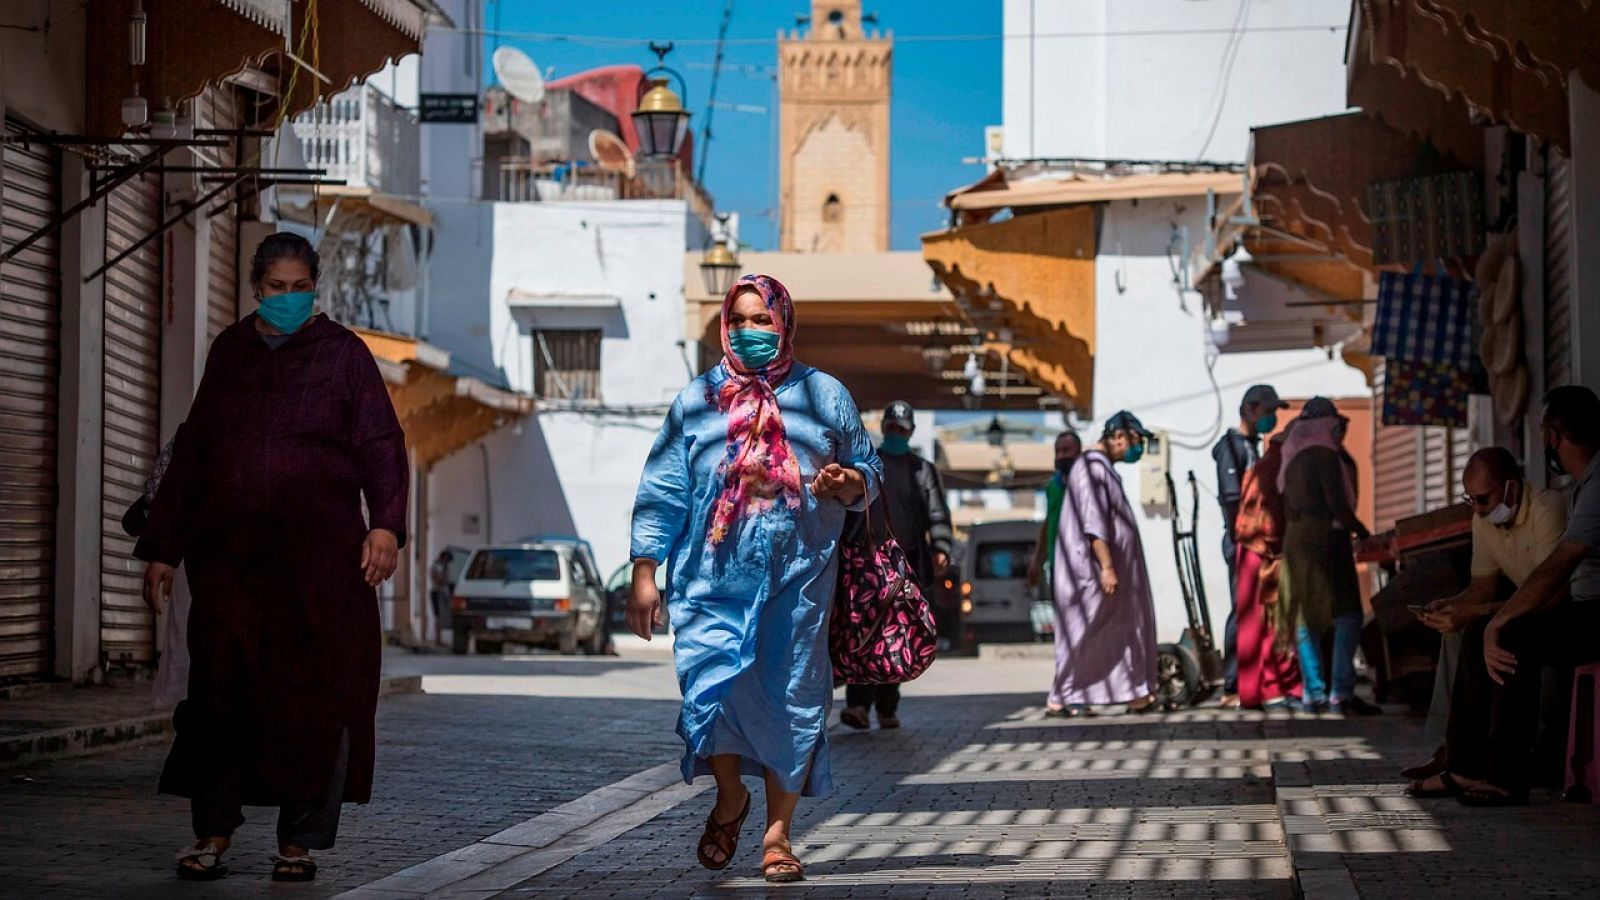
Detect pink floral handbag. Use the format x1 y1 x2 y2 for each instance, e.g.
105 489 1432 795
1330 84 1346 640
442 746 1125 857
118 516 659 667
830 506 939 685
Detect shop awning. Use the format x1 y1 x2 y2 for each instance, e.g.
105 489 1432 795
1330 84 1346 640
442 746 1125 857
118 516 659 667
355 328 532 467
1350 0 1580 151
277 185 434 229
1250 111 1482 272
87 0 444 136
938 441 1054 483
922 206 1098 414
945 169 1242 214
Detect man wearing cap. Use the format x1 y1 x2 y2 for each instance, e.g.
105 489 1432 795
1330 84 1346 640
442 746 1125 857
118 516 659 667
1212 384 1289 708
840 401 953 730
1046 411 1161 716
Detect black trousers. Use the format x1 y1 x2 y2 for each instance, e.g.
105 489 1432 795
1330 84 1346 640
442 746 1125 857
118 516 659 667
1447 602 1600 793
845 683 901 717
191 729 350 851
1222 534 1240 694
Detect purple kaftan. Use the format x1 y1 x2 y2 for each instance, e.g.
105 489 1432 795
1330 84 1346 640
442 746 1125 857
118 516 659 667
1049 450 1159 706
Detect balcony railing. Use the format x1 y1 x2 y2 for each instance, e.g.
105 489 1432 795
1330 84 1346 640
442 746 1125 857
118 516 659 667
292 84 420 196
497 157 715 225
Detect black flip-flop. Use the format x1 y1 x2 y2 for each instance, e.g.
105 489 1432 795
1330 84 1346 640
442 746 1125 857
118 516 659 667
1458 787 1528 808
1406 771 1464 799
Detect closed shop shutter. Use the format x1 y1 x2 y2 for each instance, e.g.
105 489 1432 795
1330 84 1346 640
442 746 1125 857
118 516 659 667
1545 147 1574 389
101 175 163 667
198 87 242 341
0 120 61 679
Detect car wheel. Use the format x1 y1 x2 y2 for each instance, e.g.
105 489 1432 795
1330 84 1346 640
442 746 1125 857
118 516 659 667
1155 642 1200 708
583 620 608 656
451 629 469 655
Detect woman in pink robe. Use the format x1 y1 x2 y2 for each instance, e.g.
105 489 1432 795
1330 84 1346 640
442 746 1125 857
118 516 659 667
1046 411 1160 715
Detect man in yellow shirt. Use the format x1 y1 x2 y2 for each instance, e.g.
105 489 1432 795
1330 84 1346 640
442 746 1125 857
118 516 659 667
1404 447 1567 792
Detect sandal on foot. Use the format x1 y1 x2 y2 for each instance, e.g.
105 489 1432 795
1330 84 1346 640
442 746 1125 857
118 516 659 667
174 842 229 881
696 790 751 871
271 854 319 883
1400 746 1448 780
1458 787 1528 808
762 848 805 883
1406 772 1464 799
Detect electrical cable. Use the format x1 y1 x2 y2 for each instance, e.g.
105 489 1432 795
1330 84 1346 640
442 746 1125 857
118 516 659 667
1194 0 1253 161
428 22 1345 48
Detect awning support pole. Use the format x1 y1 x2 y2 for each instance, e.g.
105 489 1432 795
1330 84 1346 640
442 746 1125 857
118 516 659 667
83 172 251 283
0 149 164 266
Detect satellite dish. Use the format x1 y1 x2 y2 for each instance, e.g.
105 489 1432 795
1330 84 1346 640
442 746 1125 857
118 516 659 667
493 46 546 105
588 129 636 179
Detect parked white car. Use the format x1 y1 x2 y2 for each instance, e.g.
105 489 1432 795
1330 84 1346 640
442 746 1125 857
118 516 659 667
450 541 607 655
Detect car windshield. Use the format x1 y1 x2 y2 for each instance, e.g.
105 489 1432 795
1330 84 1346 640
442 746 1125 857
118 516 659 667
465 549 561 582
974 541 1034 580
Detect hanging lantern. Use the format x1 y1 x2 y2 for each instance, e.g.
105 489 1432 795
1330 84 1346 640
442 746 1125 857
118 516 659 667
632 43 691 160
700 240 740 296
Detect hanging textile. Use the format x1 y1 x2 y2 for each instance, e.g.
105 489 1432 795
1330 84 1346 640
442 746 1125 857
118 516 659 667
1382 358 1472 428
1370 270 1481 370
1366 171 1485 265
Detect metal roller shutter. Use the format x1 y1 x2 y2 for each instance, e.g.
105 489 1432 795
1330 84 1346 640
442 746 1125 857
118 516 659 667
101 174 163 668
198 88 242 341
1545 148 1574 390
0 121 61 679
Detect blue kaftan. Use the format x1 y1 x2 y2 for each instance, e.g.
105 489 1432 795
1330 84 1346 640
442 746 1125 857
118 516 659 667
629 363 882 796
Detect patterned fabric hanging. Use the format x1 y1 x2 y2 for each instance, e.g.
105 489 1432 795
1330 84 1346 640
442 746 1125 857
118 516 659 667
1370 270 1481 370
1382 358 1472 428
1366 171 1485 265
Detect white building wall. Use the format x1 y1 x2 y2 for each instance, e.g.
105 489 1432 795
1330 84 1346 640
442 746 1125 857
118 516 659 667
1002 0 1349 163
1090 199 1368 640
1001 0 1367 639
427 200 694 581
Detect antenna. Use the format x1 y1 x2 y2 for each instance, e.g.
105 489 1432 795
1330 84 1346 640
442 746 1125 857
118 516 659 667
588 129 636 179
492 46 545 105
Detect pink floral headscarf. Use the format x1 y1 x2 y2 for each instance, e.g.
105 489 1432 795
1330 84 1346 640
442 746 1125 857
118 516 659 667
707 274 804 547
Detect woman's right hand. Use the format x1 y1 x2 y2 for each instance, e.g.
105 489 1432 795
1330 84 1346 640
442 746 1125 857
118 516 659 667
1099 566 1119 597
143 562 175 614
627 560 663 640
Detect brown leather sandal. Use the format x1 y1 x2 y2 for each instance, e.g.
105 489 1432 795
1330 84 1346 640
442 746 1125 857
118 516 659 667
762 848 805 883
696 790 751 871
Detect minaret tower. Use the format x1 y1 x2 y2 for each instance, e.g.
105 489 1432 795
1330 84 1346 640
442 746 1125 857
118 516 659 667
777 1 892 252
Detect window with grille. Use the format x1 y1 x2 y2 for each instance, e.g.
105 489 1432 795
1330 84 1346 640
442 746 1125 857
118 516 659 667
533 329 603 402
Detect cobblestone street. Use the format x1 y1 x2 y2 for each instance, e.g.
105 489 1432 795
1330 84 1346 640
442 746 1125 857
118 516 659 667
3 647 1598 898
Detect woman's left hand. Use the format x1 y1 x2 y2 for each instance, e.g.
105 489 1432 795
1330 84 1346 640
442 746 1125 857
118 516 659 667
810 463 864 504
361 529 400 586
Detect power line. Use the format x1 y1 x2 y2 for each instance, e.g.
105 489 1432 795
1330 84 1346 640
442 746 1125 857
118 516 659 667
428 23 1347 48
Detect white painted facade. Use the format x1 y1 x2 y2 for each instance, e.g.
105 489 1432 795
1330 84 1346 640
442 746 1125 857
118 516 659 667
425 200 699 583
1001 0 1370 640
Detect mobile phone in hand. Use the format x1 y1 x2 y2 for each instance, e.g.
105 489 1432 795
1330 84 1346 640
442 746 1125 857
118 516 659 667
1406 604 1429 616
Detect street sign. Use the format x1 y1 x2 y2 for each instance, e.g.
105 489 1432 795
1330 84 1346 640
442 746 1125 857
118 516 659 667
419 93 478 124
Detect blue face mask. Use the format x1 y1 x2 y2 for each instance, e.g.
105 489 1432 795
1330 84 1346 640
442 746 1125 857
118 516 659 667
258 290 317 333
1254 412 1278 435
880 434 911 456
728 328 781 369
1122 441 1145 464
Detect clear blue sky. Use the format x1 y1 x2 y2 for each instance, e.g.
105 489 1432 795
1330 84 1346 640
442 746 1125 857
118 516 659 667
480 0 1001 250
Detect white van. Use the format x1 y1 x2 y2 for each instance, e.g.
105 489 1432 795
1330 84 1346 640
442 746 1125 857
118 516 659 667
960 519 1043 644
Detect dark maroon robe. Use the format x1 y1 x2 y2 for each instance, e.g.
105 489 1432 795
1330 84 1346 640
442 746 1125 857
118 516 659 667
135 314 408 807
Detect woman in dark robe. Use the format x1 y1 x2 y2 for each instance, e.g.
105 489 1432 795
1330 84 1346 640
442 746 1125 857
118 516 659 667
136 233 408 883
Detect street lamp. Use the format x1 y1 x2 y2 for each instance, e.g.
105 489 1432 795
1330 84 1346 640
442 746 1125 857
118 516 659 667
633 42 691 160
700 240 740 296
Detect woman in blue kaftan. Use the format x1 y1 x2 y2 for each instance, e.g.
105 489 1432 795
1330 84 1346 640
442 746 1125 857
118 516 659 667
627 274 881 883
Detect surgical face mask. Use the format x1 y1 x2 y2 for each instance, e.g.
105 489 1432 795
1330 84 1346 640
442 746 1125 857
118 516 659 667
1056 455 1077 476
1486 481 1520 527
1122 439 1145 465
728 328 780 369
258 290 316 333
1254 412 1278 435
880 433 911 456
